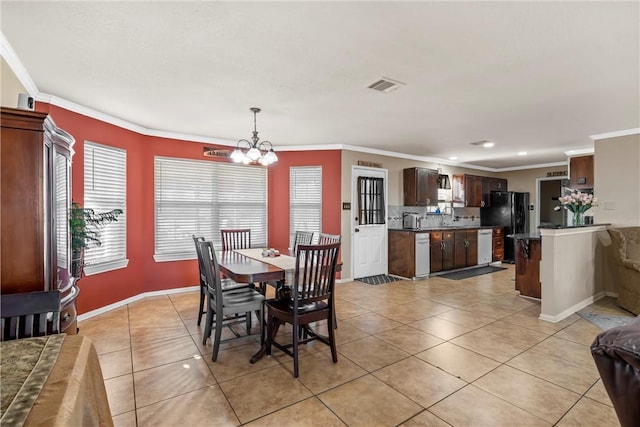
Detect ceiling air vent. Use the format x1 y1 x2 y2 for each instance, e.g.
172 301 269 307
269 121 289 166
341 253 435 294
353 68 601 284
367 77 405 93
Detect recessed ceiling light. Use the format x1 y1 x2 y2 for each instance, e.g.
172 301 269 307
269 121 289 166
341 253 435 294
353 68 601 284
469 140 495 148
518 151 527 156
449 156 458 160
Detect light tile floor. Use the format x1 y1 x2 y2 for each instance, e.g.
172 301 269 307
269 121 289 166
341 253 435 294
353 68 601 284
78 265 633 427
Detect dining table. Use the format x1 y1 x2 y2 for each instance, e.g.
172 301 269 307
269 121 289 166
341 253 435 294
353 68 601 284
216 248 296 363
0 334 113 427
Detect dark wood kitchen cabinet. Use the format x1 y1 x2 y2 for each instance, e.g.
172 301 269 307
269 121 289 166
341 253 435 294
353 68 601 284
1 107 79 335
492 227 504 262
404 167 438 206
514 237 541 299
388 230 416 278
482 177 508 207
454 230 478 268
452 174 483 207
430 231 454 273
569 155 594 189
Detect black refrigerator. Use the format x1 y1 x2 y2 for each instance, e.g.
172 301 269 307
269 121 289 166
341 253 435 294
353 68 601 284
480 191 530 263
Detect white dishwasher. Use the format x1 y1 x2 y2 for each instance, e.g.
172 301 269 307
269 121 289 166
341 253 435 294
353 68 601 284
477 229 493 265
415 233 430 277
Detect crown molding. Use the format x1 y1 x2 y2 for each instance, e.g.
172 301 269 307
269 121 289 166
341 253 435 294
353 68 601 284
590 128 640 140
564 148 594 156
0 31 39 95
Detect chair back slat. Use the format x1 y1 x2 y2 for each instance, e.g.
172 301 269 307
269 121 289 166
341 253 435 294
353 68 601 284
1 291 61 341
221 229 251 251
294 242 340 307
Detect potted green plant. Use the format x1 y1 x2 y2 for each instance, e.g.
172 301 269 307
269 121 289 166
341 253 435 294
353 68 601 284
70 202 123 278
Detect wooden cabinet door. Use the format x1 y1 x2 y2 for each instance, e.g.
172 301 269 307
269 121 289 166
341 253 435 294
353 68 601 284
569 155 594 189
464 175 483 207
1 121 46 293
430 241 443 273
424 168 438 206
466 231 478 265
453 232 467 268
388 231 415 278
404 167 438 206
442 240 454 270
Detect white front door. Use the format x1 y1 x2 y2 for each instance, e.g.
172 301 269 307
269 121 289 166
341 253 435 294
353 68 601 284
351 166 388 278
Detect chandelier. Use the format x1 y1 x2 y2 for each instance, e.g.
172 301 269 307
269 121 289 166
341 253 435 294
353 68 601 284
230 107 278 165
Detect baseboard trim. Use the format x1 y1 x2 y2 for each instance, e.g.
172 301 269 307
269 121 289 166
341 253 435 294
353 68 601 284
77 285 200 322
539 291 607 323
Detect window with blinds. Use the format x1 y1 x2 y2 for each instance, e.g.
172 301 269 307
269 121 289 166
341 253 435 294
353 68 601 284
83 142 127 274
289 166 322 248
154 157 267 261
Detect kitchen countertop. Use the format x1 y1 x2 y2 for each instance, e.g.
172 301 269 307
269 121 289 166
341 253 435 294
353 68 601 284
510 233 542 240
537 223 610 230
389 226 499 232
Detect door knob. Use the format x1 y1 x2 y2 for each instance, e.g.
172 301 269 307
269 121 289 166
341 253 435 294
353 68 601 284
355 228 360 232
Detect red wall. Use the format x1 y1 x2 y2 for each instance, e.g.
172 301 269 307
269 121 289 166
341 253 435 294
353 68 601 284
267 151 342 252
37 104 341 314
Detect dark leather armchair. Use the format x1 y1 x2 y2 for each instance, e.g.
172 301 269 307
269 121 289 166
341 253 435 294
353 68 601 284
590 315 640 427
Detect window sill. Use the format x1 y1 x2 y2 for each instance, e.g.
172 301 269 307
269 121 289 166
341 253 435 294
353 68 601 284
153 253 196 263
84 259 129 276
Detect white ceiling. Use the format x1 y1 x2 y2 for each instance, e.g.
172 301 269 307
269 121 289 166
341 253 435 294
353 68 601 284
1 1 639 170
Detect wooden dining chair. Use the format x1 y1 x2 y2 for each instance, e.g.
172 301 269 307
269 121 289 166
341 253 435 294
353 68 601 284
220 229 251 251
292 230 314 253
192 235 209 325
199 240 265 362
1 290 61 341
318 233 341 244
266 242 341 378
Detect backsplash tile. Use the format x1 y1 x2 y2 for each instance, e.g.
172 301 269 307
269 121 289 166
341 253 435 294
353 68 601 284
388 206 481 229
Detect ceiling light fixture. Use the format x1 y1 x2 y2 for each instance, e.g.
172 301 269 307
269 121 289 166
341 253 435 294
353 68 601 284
449 156 458 160
469 140 495 148
518 151 528 156
230 108 278 166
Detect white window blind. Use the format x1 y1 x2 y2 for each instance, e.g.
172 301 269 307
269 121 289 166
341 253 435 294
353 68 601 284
154 157 267 261
290 166 322 248
83 142 127 274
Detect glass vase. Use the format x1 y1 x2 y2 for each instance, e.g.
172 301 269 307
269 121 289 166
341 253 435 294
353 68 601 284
573 211 583 226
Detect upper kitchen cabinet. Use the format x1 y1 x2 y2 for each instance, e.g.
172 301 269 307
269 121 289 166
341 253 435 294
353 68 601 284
403 167 438 206
482 177 508 207
452 174 483 207
454 174 508 208
569 155 594 189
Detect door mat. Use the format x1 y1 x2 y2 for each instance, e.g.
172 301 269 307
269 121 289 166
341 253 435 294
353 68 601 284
576 311 636 331
439 265 507 280
356 275 403 285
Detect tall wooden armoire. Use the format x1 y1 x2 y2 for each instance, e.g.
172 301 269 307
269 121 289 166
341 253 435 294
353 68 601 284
1 107 79 334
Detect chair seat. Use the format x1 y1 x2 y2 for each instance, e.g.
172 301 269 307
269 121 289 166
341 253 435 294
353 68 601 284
266 298 328 314
219 288 265 314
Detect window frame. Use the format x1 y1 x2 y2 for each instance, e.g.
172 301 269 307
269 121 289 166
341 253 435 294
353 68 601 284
153 156 268 262
289 166 322 248
83 141 128 275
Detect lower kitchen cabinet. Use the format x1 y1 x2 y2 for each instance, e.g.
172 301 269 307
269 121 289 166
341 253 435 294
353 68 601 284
454 230 478 268
430 231 454 273
492 227 504 261
388 231 415 278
